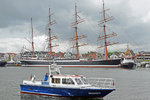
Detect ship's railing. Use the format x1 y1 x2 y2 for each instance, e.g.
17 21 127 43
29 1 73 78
87 78 115 89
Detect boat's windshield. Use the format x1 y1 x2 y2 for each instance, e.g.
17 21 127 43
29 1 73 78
81 78 88 84
75 78 83 85
62 78 74 85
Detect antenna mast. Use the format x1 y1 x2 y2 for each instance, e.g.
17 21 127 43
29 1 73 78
98 0 118 60
71 3 87 59
31 17 35 57
47 8 58 59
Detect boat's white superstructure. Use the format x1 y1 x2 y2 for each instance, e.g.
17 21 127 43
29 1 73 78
120 57 136 69
121 57 134 64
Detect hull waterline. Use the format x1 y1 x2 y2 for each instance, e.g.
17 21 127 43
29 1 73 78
20 84 115 98
21 59 121 68
120 62 136 69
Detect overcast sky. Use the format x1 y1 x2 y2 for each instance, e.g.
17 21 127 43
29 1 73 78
0 0 150 54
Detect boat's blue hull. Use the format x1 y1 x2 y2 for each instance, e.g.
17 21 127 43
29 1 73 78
20 84 115 98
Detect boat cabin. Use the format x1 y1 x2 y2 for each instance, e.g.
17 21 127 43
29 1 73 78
49 75 90 86
23 74 91 88
121 57 134 64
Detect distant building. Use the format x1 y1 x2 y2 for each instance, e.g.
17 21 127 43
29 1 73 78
109 45 136 59
21 51 49 60
0 53 5 59
21 51 65 59
64 52 74 59
1 53 21 61
7 53 17 60
20 51 105 60
110 53 119 59
82 53 89 59
55 52 64 58
82 51 103 60
89 52 96 59
137 51 150 60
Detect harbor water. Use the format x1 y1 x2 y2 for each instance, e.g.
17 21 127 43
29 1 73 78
0 66 150 100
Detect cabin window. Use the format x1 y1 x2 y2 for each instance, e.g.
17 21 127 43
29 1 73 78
75 78 83 85
62 78 74 85
52 78 60 84
81 78 88 84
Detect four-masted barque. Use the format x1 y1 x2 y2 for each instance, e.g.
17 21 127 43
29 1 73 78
21 1 121 68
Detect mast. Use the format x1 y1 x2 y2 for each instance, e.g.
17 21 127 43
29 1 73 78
71 3 87 59
98 0 118 60
31 17 35 57
47 8 58 59
102 0 108 60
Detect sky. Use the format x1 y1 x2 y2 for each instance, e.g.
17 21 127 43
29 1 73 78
0 0 150 54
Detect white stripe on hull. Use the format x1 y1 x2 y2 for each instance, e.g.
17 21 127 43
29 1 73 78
22 64 119 68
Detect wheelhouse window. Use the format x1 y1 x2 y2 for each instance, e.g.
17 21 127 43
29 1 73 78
62 78 74 85
81 78 88 85
75 78 83 85
52 78 60 84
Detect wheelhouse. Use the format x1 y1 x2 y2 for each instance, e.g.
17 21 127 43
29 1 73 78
50 75 90 86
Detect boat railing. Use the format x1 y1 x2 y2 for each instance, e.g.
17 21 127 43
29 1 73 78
87 78 115 89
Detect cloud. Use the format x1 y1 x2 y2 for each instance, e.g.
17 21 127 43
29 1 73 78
0 38 26 53
0 0 150 53
0 23 30 38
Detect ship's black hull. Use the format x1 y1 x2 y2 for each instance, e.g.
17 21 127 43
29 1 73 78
0 61 7 67
120 62 136 69
21 59 121 68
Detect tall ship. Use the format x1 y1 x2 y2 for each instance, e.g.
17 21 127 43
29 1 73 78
21 1 121 68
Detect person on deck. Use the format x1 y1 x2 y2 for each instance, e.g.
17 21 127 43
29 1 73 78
44 73 49 81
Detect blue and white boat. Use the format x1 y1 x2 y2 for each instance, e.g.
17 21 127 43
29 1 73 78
20 63 115 98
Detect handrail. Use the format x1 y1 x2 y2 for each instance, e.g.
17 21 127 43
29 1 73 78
87 78 115 89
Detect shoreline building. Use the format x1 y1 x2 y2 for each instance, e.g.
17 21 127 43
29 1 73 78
137 51 150 60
